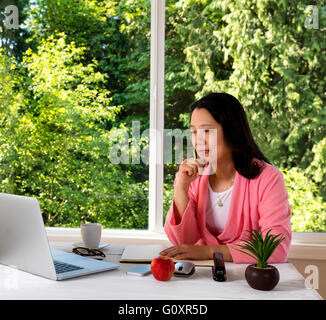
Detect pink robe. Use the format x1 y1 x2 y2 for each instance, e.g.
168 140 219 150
164 158 292 264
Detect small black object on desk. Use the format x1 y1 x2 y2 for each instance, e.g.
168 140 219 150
212 252 227 282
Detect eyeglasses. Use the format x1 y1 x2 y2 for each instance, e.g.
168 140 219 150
72 247 106 259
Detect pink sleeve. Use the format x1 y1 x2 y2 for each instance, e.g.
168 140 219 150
227 167 292 264
164 172 202 245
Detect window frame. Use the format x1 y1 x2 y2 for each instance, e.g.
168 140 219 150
45 0 326 257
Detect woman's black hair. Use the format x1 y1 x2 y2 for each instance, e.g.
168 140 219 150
189 92 271 179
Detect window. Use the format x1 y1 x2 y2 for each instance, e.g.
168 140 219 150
1 1 325 247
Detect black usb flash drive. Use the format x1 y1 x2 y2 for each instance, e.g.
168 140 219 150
212 252 227 282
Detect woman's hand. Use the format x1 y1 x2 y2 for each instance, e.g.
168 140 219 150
160 245 212 261
176 158 207 188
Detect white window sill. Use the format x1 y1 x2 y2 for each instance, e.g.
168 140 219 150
46 227 171 246
46 227 326 260
289 232 326 260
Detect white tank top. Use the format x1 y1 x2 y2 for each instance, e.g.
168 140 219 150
206 180 233 235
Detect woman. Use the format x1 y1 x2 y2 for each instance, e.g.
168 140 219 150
161 93 291 263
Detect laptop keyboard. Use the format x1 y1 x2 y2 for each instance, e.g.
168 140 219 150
53 260 84 274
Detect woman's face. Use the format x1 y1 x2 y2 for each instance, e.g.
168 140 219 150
190 107 232 167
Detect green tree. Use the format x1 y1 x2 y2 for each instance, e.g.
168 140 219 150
0 35 149 228
283 167 326 232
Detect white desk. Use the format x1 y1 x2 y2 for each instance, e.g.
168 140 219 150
0 242 322 300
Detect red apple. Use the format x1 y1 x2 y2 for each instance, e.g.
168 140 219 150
151 256 175 281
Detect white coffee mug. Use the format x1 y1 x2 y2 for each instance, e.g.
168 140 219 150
80 223 102 249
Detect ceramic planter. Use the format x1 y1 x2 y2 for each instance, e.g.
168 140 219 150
245 264 280 291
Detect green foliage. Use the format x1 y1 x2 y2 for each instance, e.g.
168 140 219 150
235 228 286 268
0 33 148 228
306 137 326 187
282 167 326 232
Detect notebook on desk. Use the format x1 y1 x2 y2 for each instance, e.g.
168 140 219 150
120 244 214 267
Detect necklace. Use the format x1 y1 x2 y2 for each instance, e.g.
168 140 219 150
210 176 235 207
217 180 234 207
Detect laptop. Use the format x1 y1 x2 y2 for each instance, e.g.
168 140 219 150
0 193 119 280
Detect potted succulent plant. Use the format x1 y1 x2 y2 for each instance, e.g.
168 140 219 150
235 228 285 291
